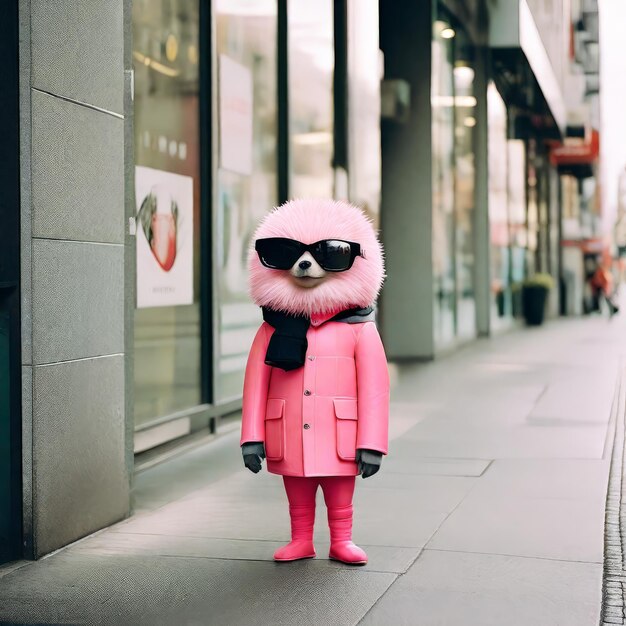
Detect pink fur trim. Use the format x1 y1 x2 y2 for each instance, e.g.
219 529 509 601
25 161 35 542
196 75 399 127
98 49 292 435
248 199 385 316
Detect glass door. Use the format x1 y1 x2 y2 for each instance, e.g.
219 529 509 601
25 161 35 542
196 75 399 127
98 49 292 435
132 0 204 444
453 34 476 340
488 82 514 329
431 4 477 349
288 0 335 199
432 13 457 347
214 0 278 402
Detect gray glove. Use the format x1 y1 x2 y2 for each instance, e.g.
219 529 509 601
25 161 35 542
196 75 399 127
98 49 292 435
241 442 265 474
356 449 383 479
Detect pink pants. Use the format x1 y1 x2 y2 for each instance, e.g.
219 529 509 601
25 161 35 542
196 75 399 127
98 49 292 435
283 475 356 542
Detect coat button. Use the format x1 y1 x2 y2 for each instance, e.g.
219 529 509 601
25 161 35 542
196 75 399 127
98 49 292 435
307 355 315 361
304 389 311 396
303 423 310 429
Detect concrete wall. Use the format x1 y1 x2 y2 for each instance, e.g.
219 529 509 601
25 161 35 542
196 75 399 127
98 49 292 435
379 0 492 350
379 0 435 359
19 0 133 558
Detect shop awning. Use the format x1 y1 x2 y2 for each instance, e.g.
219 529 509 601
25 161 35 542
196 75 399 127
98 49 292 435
549 130 599 178
490 0 567 138
550 130 599 165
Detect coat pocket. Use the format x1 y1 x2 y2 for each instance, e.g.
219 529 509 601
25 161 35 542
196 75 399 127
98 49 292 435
333 398 358 461
264 398 285 461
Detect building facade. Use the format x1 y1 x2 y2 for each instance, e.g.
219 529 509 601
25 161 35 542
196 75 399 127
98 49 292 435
1 0 597 563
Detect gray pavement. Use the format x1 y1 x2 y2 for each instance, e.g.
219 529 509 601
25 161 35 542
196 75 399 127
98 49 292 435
1 315 625 625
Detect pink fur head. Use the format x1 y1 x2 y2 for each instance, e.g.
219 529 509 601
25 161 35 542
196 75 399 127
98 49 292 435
248 199 385 316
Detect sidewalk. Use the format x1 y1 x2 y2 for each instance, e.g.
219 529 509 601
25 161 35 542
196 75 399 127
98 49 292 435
1 315 625 625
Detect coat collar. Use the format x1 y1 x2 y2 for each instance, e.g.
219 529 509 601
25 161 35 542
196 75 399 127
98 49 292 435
310 306 375 327
310 308 344 327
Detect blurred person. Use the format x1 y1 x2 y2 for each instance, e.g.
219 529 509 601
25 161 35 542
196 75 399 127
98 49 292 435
590 249 620 316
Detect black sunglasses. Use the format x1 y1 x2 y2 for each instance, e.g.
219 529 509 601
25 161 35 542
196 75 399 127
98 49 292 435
255 237 364 272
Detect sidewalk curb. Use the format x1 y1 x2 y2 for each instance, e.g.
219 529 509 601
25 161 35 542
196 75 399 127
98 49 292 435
601 364 626 625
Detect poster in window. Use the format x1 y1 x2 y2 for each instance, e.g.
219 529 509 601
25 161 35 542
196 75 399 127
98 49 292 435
135 165 194 308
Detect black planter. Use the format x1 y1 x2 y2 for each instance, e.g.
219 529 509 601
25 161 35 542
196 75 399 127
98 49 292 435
522 286 549 326
495 290 505 317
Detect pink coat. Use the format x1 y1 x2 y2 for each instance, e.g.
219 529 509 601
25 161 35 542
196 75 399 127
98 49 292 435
240 312 390 477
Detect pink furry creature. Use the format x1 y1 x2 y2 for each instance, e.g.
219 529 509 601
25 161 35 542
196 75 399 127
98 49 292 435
240 198 390 565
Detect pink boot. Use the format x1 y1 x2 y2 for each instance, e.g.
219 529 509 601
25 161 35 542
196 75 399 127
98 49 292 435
273 539 315 561
274 503 316 562
328 504 368 565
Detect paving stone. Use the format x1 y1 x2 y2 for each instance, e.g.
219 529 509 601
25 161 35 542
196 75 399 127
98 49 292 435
69 532 420 575
428 459 607 562
362 550 602 626
0 553 396 625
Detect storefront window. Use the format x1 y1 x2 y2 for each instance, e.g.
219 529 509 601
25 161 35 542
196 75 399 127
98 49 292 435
132 0 202 428
432 7 476 348
347 0 381 226
536 161 550 273
432 15 456 348
453 50 476 340
508 139 528 314
288 0 334 198
526 141 552 276
526 138 539 275
215 0 277 402
488 82 513 328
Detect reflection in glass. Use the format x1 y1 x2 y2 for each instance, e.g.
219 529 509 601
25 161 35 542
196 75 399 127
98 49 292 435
526 138 539 274
454 51 476 340
527 138 552 277
432 7 477 346
132 0 202 428
508 139 528 315
289 0 334 198
536 159 550 274
432 16 456 347
216 0 277 402
488 83 513 328
347 0 381 226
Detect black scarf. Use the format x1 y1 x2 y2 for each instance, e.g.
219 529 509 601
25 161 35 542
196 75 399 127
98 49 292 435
262 306 374 371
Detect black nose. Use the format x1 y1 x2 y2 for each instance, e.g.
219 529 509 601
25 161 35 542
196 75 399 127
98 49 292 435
299 260 311 270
